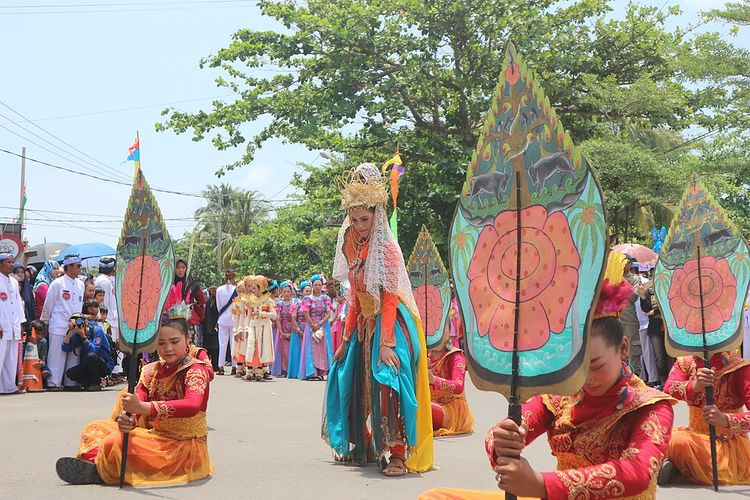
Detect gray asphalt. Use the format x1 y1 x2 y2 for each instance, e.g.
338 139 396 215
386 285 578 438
1 375 746 499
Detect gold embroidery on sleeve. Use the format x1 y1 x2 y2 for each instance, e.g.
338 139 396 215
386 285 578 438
555 463 626 500
728 413 750 436
640 411 667 445
153 401 176 420
668 381 688 399
184 368 209 395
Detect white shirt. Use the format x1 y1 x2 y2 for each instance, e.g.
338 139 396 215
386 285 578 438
635 298 650 330
41 274 84 333
216 283 237 327
0 272 25 340
94 273 118 321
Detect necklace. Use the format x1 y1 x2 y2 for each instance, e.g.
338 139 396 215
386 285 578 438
350 236 369 273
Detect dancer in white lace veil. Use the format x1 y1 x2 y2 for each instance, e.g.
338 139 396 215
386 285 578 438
323 162 433 476
332 163 418 318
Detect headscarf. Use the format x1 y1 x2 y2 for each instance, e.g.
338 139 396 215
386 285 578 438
34 260 60 291
332 163 418 317
174 258 201 302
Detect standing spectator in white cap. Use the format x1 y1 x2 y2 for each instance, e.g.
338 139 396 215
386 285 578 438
0 252 25 394
94 257 120 375
41 254 85 389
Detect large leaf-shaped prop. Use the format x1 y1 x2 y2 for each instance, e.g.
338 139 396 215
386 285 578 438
115 168 175 355
654 176 750 357
407 226 452 350
449 43 608 402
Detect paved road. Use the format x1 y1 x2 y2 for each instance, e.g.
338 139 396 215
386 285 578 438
2 375 746 499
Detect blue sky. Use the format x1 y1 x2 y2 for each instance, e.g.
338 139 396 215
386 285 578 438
0 0 741 248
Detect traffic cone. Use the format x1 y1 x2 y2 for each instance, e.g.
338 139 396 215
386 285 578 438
22 327 44 392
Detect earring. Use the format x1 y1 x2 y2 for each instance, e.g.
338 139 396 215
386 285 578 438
185 345 190 355
620 362 633 380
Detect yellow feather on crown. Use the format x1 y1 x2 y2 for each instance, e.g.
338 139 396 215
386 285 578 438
337 163 389 211
593 251 635 320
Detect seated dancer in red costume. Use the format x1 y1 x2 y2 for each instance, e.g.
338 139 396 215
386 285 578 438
55 287 214 487
659 350 750 485
428 336 474 436
420 253 676 499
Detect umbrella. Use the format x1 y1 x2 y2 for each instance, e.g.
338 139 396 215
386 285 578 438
57 242 116 262
612 243 658 271
26 242 71 266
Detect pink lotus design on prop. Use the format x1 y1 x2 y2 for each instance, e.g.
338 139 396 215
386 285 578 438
414 284 445 335
667 256 736 334
121 255 162 330
468 206 580 351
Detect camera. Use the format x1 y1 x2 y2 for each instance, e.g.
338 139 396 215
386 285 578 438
75 317 85 327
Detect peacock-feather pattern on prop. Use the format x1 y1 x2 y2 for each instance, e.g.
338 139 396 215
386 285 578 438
115 168 175 354
654 175 750 357
449 42 608 401
406 226 452 350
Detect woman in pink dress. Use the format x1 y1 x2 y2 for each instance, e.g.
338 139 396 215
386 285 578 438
271 281 301 377
298 275 332 381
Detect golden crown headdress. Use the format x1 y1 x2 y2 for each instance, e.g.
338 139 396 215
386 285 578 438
337 163 389 211
243 275 268 293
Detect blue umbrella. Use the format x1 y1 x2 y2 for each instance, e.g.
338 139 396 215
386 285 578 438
57 242 116 262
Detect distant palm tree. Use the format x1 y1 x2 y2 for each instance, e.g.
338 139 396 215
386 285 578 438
194 183 269 268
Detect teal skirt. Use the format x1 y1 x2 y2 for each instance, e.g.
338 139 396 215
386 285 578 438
323 303 422 463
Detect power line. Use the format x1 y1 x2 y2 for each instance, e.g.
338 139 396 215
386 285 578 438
0 94 234 123
0 100 133 183
26 208 118 238
1 2 255 14
0 205 123 218
0 121 135 184
0 147 203 198
0 0 251 7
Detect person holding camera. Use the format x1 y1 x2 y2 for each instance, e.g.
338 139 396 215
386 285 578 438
62 311 114 391
41 254 85 389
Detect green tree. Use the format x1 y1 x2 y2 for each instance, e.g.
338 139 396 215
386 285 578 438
160 0 717 172
194 183 270 268
158 0 750 257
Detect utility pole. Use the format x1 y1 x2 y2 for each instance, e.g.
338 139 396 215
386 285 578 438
19 147 26 248
216 191 222 276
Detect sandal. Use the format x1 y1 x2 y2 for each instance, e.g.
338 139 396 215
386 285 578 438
382 456 408 477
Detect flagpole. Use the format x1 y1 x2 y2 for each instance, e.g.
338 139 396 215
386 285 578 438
119 132 144 488
135 131 141 173
18 147 26 227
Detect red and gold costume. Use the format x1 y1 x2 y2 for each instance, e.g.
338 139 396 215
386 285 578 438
429 346 474 436
421 366 675 499
75 348 214 486
664 351 750 485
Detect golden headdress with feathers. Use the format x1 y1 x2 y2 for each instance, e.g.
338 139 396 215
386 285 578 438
243 275 269 293
593 251 635 320
337 163 389 211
